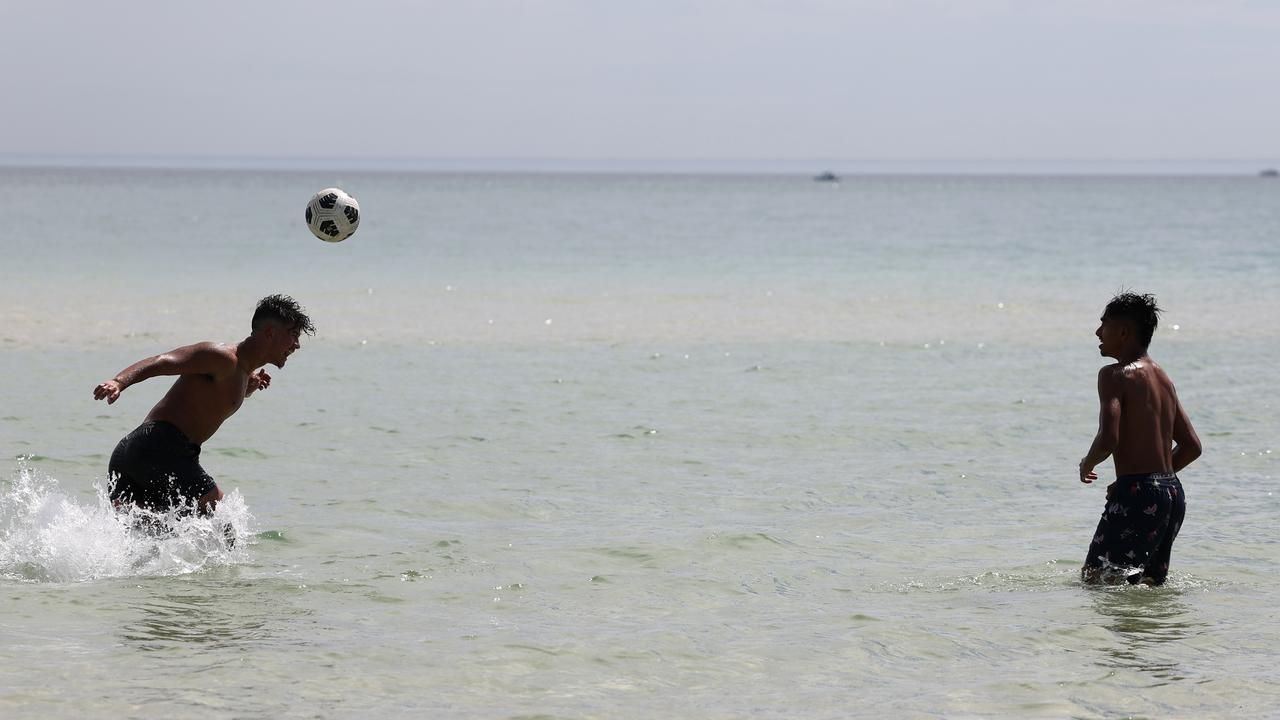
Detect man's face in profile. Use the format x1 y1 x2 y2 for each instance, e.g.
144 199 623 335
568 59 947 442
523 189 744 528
1095 314 1126 359
267 324 302 368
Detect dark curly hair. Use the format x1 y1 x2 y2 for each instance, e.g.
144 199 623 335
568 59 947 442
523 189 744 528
252 294 315 336
1104 291 1161 349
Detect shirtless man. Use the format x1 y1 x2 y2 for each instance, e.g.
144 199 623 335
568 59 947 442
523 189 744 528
1078 292 1202 585
93 295 314 515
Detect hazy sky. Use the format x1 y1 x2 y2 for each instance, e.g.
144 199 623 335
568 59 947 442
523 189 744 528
3 0 1278 167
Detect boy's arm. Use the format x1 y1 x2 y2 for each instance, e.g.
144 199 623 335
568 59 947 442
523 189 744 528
1080 367 1122 483
1171 393 1202 473
93 343 234 404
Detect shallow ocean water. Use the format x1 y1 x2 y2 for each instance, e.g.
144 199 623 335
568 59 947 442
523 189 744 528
2 168 1278 718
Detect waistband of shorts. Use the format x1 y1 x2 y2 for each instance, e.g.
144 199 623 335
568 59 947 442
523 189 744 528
1115 471 1179 485
135 419 195 444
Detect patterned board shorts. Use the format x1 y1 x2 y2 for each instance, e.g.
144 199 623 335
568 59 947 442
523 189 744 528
1084 472 1186 585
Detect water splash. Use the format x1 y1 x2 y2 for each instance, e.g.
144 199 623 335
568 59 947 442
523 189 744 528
0 458 252 583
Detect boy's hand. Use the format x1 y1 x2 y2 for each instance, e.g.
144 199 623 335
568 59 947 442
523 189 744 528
93 380 123 404
246 369 271 396
1079 459 1097 484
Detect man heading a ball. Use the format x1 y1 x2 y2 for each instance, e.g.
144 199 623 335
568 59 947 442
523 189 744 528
93 294 314 514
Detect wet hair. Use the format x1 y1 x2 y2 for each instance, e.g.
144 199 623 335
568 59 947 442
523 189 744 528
1104 291 1160 348
252 294 315 336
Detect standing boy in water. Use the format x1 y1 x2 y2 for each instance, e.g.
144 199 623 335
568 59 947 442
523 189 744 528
1078 292 1202 585
93 295 314 515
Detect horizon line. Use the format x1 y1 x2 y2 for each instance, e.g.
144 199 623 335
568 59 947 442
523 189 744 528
1 153 1277 177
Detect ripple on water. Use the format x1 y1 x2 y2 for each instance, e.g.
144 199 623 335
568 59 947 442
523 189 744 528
867 558 1244 595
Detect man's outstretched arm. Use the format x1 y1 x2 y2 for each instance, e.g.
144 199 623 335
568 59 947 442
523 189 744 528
1080 367 1122 483
93 343 233 404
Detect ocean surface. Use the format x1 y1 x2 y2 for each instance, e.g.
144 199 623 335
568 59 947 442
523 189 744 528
2 167 1278 718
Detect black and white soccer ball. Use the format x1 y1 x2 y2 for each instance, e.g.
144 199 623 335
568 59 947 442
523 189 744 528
305 188 360 242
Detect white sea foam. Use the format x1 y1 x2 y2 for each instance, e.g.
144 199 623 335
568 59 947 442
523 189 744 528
0 459 251 583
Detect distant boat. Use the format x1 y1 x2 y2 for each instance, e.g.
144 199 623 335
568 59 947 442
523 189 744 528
813 171 839 182
1260 168 1279 178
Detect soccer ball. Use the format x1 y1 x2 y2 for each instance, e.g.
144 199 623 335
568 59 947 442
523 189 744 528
305 188 360 242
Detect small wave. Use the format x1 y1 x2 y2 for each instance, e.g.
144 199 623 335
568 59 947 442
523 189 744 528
0 459 252 583
877 560 1222 595
876 562 1083 594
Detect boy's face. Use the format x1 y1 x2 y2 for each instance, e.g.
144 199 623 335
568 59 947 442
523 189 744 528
1095 314 1128 359
265 323 302 368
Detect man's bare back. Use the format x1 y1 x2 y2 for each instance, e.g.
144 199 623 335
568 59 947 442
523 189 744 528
109 342 269 445
1100 358 1195 477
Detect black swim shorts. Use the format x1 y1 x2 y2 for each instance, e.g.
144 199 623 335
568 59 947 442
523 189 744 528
1084 472 1186 585
108 420 217 511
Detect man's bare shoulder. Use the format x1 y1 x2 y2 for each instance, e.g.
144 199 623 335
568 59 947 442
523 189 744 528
173 341 235 356
1103 358 1158 381
168 341 240 376
1094 364 1128 402
1107 358 1175 398
1097 362 1128 383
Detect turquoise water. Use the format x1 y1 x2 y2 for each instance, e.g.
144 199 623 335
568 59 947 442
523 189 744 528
2 168 1278 718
